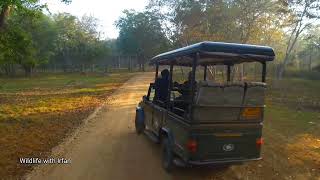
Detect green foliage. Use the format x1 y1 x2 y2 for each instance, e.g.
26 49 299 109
0 16 35 75
298 25 320 69
0 0 71 10
147 0 320 78
53 13 110 68
0 0 319 76
148 0 285 45
0 10 111 76
115 10 169 59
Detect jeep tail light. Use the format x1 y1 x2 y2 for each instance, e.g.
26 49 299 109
186 139 197 153
242 107 262 120
256 138 264 148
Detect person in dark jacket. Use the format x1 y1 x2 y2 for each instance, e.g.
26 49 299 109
174 71 196 99
173 71 197 111
154 69 170 104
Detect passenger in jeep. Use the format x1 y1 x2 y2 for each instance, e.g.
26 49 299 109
154 69 170 105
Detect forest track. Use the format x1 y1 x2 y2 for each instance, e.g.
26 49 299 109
26 73 319 180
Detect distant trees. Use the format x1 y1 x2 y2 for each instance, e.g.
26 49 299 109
53 13 110 73
147 0 284 45
147 0 288 79
0 10 111 76
115 10 170 71
298 25 320 71
147 0 320 78
1 0 319 77
277 0 320 78
0 0 71 30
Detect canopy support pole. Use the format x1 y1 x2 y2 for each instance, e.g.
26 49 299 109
155 63 159 82
262 62 266 82
189 53 198 118
167 63 174 109
227 65 231 82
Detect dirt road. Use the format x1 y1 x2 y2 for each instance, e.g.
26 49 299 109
25 73 235 180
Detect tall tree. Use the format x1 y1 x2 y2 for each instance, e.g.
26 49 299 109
148 0 287 79
298 25 320 71
148 0 285 45
0 0 71 30
52 13 110 72
116 10 169 70
277 0 320 78
0 10 59 76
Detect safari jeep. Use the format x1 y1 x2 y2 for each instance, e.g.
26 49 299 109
135 41 275 171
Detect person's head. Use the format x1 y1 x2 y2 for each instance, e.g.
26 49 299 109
161 69 170 79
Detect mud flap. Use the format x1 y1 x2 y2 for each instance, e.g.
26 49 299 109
161 128 174 146
135 106 145 134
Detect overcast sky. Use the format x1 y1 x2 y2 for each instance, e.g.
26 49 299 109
42 0 148 39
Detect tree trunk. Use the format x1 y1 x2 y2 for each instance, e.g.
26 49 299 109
0 4 10 30
277 54 290 79
4 65 10 76
3 64 16 77
24 66 33 77
128 56 132 72
142 61 145 72
105 64 109 73
309 54 312 71
63 65 67 73
81 64 85 72
91 64 95 72
118 56 121 68
277 64 284 79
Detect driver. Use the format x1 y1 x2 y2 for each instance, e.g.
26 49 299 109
174 71 196 99
173 71 196 110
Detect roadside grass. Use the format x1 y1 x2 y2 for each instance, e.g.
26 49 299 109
257 77 320 179
228 77 320 180
267 77 320 111
0 72 133 179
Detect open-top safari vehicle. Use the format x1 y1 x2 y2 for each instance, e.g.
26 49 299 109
135 41 275 171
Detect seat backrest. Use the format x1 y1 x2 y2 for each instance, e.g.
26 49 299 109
195 81 224 105
195 81 245 106
223 82 245 106
244 82 266 106
193 81 266 122
193 81 244 122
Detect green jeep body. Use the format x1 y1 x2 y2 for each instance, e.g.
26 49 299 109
135 41 275 170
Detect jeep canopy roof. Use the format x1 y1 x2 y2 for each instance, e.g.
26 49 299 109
150 41 275 66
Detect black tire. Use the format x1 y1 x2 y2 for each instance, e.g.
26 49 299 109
162 137 174 172
135 111 144 135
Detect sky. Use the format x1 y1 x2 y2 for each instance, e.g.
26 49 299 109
42 0 148 39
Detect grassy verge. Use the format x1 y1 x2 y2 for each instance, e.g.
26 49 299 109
258 77 320 179
0 72 133 178
228 77 320 179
